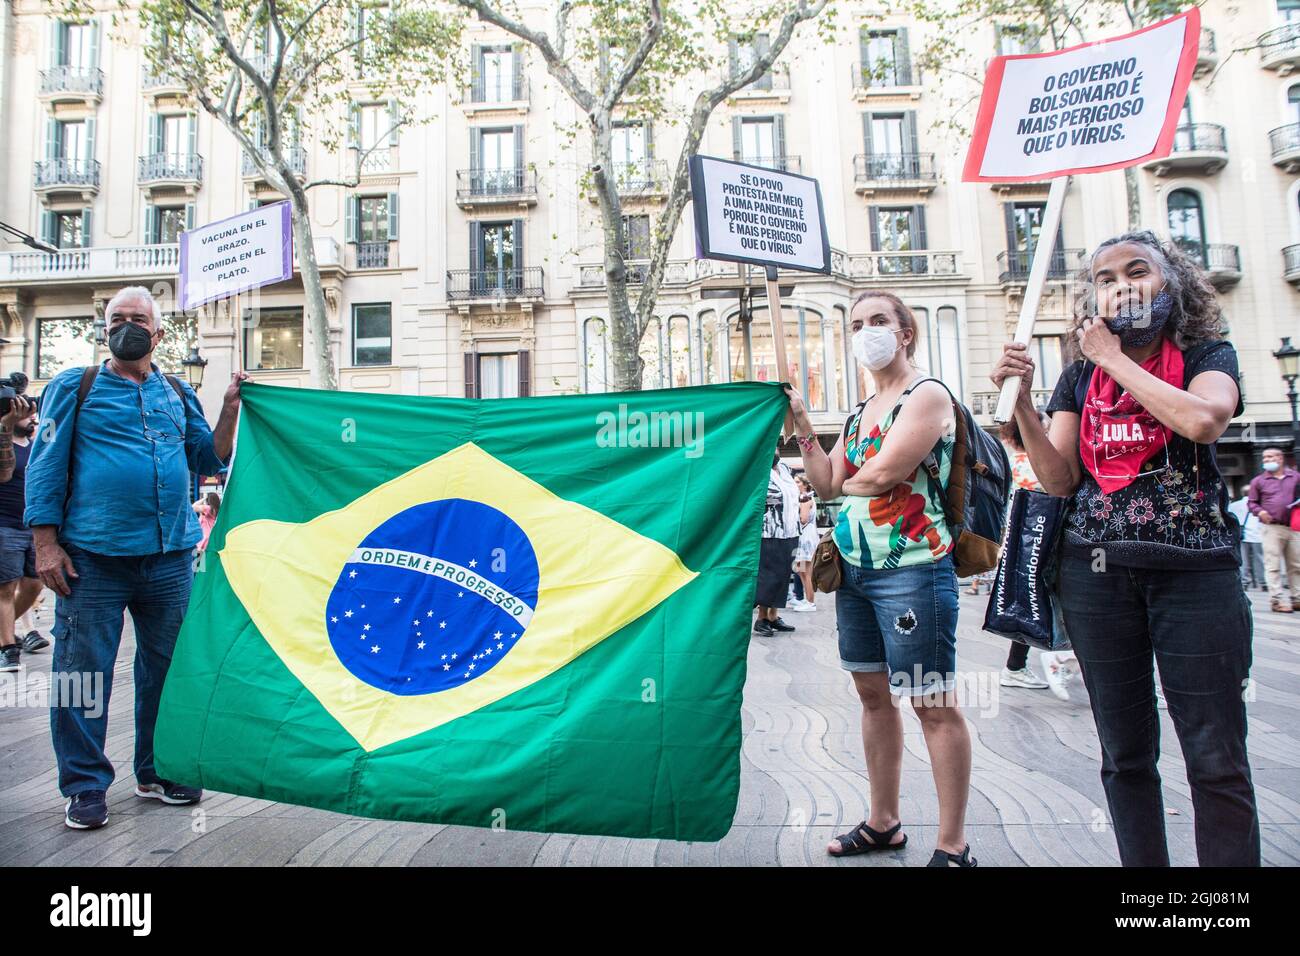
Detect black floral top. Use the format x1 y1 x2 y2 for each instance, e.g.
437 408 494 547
1045 340 1244 570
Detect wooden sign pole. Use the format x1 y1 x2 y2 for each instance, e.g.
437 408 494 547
764 264 795 436
993 175 1069 424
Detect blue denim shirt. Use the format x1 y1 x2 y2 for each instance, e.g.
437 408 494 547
25 362 227 556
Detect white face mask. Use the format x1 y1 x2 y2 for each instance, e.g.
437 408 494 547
1263 461 1281 473
852 326 904 371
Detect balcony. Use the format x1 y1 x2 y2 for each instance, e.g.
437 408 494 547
1182 242 1241 290
242 146 308 180
1196 28 1218 78
33 158 100 199
0 243 178 286
461 76 530 113
734 155 801 174
1270 123 1300 172
455 168 538 208
1142 124 1227 175
137 153 204 195
573 248 963 291
353 240 391 270
38 65 104 105
1284 244 1300 287
997 248 1084 286
141 62 186 95
1259 23 1300 73
446 267 545 302
971 389 1053 422
851 61 923 100
852 153 938 194
726 64 791 103
588 160 670 202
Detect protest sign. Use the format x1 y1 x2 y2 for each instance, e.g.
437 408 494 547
964 8 1200 421
179 201 294 311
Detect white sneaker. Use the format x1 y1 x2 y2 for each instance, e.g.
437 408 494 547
1040 652 1071 701
1000 666 1049 689
788 598 816 613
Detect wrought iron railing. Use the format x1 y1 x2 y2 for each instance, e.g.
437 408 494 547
1284 244 1300 277
355 241 390 269
853 152 937 183
729 63 789 92
33 157 101 189
1170 123 1226 153
1270 123 1300 159
465 74 529 104
733 155 800 173
138 153 204 183
242 146 307 177
39 64 103 96
997 248 1085 283
455 168 538 201
1177 241 1240 274
446 267 545 300
1259 23 1300 62
610 160 668 193
851 60 921 89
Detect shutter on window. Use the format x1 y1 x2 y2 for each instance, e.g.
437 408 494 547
727 38 739 78
858 26 869 77
345 195 357 243
185 203 196 230
81 207 93 247
512 217 524 279
347 104 360 149
143 204 157 244
352 9 363 75
53 19 65 67
464 351 477 398
903 111 919 173
513 124 524 177
862 112 873 158
896 27 913 84
731 117 742 160
1027 27 1042 53
40 210 55 247
187 114 197 157
151 113 163 155
88 18 101 69
868 206 881 251
644 121 654 161
469 126 480 174
386 191 399 240
774 115 786 165
84 117 96 164
469 221 483 277
994 24 1004 55
44 116 57 160
1003 202 1018 253
912 204 928 272
511 45 523 99
471 45 483 100
388 99 400 146
517 349 531 397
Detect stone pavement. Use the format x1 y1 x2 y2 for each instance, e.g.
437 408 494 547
1 586 1297 866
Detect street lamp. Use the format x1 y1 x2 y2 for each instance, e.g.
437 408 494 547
1274 336 1300 454
181 345 208 389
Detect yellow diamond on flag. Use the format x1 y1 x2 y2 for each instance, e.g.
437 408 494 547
220 442 698 751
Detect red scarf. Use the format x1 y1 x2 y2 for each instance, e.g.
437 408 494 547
1078 337 1184 495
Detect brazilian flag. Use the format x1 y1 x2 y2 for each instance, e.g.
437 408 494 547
156 381 788 840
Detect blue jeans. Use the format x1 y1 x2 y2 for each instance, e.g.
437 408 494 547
1057 556 1259 866
836 554 959 697
49 544 194 796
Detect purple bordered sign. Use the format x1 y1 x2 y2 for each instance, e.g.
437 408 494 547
178 200 294 311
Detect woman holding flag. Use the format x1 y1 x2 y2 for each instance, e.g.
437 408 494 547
990 230 1259 867
786 291 975 868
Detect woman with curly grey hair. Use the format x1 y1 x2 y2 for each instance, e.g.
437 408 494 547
990 230 1258 867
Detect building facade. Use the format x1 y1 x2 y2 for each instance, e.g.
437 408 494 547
1 0 1297 489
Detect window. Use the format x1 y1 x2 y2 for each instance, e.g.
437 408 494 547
1009 203 1047 252
1167 188 1207 265
353 303 392 366
1282 1 1300 24
476 127 519 192
56 119 86 160
859 28 912 86
37 316 96 378
358 196 390 242
612 121 651 183
162 114 189 155
353 102 395 171
583 317 609 393
641 316 665 388
56 21 96 68
730 33 773 89
736 116 779 164
478 221 515 282
798 308 826 412
54 212 84 249
478 353 519 399
932 306 964 401
872 206 928 274
622 214 651 260
154 312 199 374
667 315 692 388
156 207 187 244
1032 335 1062 392
997 25 1040 56
244 307 304 370
832 305 849 409
357 4 390 74
697 310 729 386
476 45 517 101
1290 84 1300 125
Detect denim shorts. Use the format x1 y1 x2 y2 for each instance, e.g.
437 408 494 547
0 526 36 584
835 554 959 697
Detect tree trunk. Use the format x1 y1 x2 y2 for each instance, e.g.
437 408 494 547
592 118 643 391
1124 166 1142 231
285 176 337 390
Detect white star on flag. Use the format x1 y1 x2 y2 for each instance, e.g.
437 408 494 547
393 596 401 604
417 641 426 649
371 645 381 654
344 610 353 618
469 559 477 568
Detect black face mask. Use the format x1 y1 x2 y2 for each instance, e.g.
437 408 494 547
14 423 35 439
108 322 155 361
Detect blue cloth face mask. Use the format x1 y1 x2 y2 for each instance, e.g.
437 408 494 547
1104 286 1174 347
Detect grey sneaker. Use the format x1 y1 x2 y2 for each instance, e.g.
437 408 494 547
65 790 108 829
0 644 20 673
20 630 49 652
135 779 203 805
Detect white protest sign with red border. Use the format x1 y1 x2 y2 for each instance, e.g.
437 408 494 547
963 8 1200 183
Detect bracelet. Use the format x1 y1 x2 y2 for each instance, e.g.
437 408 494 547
795 432 816 452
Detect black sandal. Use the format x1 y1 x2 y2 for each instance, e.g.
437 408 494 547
926 844 978 867
827 820 907 856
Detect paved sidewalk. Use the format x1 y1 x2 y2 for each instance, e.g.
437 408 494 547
1 587 1297 866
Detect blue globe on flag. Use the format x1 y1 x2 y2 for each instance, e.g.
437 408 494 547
324 498 540 695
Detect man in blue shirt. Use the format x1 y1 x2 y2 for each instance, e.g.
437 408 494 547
26 285 247 830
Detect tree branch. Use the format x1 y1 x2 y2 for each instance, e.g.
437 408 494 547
603 0 663 111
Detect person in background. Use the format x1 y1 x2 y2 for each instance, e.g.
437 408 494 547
788 290 976 868
0 390 46 673
25 285 247 831
1227 493 1266 593
193 492 221 553
997 412 1079 701
788 475 819 612
991 230 1258 867
754 452 800 637
1247 447 1300 613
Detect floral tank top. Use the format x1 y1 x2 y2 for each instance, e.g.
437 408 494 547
834 380 955 571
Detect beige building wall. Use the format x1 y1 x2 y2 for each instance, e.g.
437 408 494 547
1 0 1297 484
